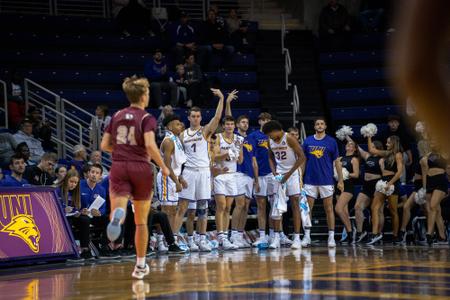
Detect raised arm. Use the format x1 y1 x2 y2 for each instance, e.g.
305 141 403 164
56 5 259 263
281 135 306 183
346 135 369 160
368 136 388 157
225 89 238 117
204 88 224 139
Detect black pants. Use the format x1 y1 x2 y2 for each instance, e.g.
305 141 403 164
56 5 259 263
68 215 108 248
123 207 175 248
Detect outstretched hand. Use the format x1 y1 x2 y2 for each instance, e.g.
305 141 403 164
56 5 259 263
210 88 224 99
226 89 238 103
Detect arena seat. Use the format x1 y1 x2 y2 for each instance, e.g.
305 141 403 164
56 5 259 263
331 105 401 121
320 50 384 65
322 68 386 84
326 87 392 104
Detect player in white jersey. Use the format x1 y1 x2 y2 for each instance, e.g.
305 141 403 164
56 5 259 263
157 115 186 229
177 88 225 252
263 120 306 249
214 115 243 250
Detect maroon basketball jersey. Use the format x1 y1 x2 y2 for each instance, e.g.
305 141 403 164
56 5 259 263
105 106 156 163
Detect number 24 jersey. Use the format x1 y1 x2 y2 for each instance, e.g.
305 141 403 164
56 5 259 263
105 106 157 163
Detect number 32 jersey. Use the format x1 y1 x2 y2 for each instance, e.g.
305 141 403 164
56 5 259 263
105 106 157 163
181 127 210 168
270 133 297 174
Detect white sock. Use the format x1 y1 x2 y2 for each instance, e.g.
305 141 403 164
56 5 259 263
200 234 207 241
136 257 146 268
329 230 335 237
231 230 238 237
304 229 311 238
239 231 244 239
274 232 280 239
158 234 164 242
259 230 265 238
188 235 194 243
173 235 178 243
294 233 300 240
269 229 274 237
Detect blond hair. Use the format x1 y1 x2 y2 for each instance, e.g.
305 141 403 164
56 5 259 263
122 75 150 104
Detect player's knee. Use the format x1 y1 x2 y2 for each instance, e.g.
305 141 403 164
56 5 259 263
197 208 208 219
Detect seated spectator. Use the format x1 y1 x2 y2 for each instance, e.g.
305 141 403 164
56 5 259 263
198 9 235 71
13 119 45 163
6 71 26 130
156 105 173 143
90 105 111 148
15 142 35 166
88 151 109 179
319 0 351 49
70 144 88 177
173 64 188 104
183 54 203 107
144 49 178 108
230 21 255 53
79 164 116 258
210 4 226 28
54 164 68 186
0 132 17 168
27 107 53 151
23 152 57 186
172 11 197 65
0 154 29 187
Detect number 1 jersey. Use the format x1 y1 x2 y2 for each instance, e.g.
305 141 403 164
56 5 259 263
181 127 210 168
105 106 156 163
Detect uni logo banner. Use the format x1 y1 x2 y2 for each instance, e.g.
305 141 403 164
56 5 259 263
0 187 77 265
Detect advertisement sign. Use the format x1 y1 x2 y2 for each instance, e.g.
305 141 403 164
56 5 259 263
0 187 77 265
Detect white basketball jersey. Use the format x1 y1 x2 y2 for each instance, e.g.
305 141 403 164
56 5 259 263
270 133 297 174
181 127 210 168
160 131 186 176
217 133 243 173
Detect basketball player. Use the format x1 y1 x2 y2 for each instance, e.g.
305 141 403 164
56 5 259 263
157 115 186 231
214 115 243 250
226 97 258 248
175 88 225 252
302 117 344 248
263 120 306 249
101 75 170 279
248 113 273 246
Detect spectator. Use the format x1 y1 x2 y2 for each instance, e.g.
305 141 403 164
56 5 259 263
54 165 68 186
172 11 197 65
6 71 26 131
88 150 109 179
79 164 116 258
144 49 178 108
183 54 203 107
198 9 234 71
13 118 45 163
210 4 226 28
26 107 53 151
174 64 188 104
23 152 57 186
381 115 414 183
287 127 300 141
0 154 29 187
156 105 173 143
15 142 35 166
226 8 240 33
90 105 111 148
70 144 88 177
0 132 17 168
319 0 351 49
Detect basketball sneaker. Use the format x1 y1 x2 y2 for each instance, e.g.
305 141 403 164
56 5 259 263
188 240 199 252
198 239 212 252
269 234 280 249
301 235 311 248
328 235 336 248
132 264 150 280
157 241 168 253
221 238 238 250
107 207 125 242
280 233 293 246
252 235 269 248
291 237 302 249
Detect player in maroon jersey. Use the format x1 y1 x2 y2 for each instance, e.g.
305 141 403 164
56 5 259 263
101 75 170 279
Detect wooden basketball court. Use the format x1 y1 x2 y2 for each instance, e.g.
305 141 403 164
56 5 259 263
1 246 449 299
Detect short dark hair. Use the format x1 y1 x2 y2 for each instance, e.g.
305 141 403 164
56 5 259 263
189 106 201 115
262 120 283 135
9 154 24 166
236 115 249 123
16 142 29 152
288 127 298 133
314 117 327 125
387 115 401 122
222 115 235 125
97 105 109 116
20 118 33 127
162 114 181 127
89 163 103 174
41 152 57 163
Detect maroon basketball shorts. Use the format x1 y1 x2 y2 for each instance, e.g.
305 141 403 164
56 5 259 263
109 161 153 200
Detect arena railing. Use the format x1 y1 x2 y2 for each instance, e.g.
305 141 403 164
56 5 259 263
24 78 111 167
0 80 8 129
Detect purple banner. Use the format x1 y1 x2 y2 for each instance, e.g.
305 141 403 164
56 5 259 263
0 187 77 264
